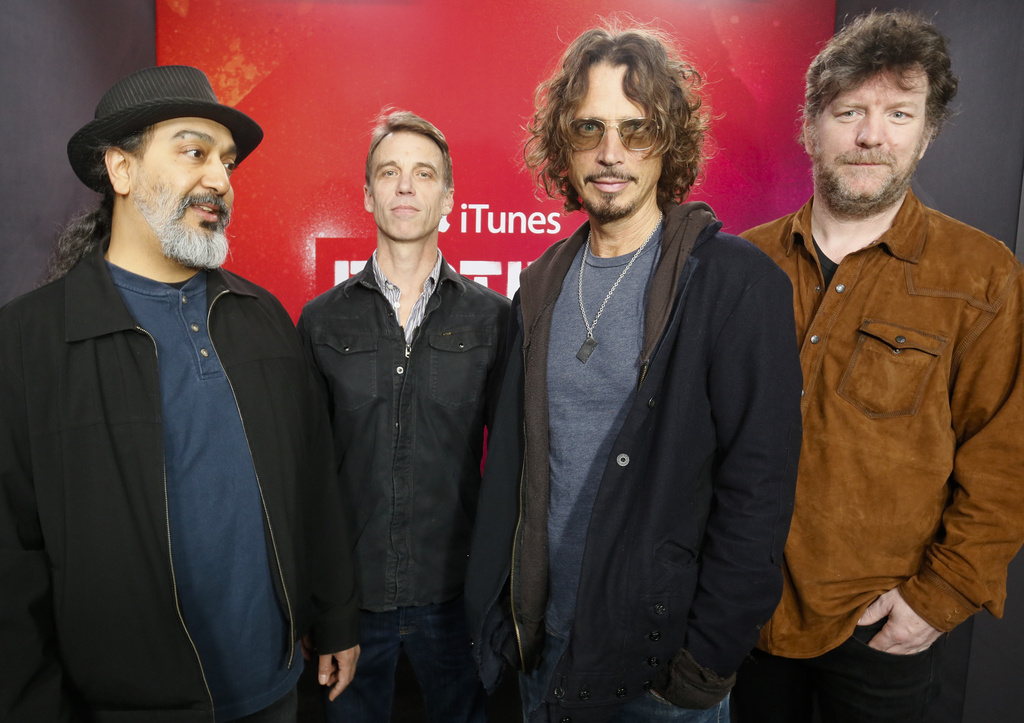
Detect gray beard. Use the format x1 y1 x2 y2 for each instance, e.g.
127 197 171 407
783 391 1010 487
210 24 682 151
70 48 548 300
134 184 231 270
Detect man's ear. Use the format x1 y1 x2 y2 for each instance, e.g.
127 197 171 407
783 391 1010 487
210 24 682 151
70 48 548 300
105 147 133 196
442 186 454 217
800 122 815 157
363 184 374 213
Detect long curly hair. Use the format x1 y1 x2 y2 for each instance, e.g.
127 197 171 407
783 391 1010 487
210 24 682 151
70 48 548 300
525 19 709 213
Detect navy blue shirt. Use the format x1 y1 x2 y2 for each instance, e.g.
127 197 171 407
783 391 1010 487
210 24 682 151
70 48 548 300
109 263 300 720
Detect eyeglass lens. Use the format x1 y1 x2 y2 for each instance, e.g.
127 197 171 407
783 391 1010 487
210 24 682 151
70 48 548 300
568 118 658 151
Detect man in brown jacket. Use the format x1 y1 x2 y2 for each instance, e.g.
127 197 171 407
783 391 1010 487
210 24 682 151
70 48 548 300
733 10 1024 722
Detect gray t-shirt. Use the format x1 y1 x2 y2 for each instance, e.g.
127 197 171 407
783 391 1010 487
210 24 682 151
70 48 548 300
545 227 661 636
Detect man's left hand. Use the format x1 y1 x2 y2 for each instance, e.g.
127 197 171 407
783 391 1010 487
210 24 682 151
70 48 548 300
857 588 942 655
318 644 361 701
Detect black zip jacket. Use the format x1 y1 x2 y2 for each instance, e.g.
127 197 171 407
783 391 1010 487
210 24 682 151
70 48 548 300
465 203 804 721
0 246 359 722
298 260 510 611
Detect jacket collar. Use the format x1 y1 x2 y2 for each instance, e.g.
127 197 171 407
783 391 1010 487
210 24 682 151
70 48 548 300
64 241 256 343
519 202 719 351
784 190 928 264
352 252 466 296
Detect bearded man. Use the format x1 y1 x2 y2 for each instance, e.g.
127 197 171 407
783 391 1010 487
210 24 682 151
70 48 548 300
733 11 1024 722
465 22 803 722
0 66 359 722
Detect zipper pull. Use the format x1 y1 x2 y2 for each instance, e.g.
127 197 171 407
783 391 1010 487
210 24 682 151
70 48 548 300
405 344 411 359
637 360 649 390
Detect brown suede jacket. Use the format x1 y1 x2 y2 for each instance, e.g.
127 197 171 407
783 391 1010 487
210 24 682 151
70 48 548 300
743 190 1024 658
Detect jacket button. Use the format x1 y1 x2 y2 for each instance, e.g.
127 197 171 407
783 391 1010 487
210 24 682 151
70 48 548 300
836 284 846 293
200 348 210 357
648 397 656 408
814 285 821 293
648 657 660 667
810 335 820 344
652 603 666 615
190 323 199 332
616 686 627 698
616 453 629 466
560 718 572 723
553 686 565 699
578 687 590 701
397 366 405 374
649 630 661 641
895 335 906 344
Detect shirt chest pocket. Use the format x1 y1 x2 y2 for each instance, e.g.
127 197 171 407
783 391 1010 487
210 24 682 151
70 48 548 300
320 334 378 411
427 327 494 408
837 319 947 418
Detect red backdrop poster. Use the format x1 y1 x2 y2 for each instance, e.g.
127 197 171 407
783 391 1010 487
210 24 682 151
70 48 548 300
157 0 835 318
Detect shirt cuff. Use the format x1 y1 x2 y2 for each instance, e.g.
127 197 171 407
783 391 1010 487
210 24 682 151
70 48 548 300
898 566 981 632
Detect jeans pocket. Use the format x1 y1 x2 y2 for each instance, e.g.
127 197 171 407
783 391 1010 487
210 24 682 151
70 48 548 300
849 622 934 661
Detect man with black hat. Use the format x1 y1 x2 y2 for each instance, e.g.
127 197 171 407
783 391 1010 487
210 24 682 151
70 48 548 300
0 66 359 721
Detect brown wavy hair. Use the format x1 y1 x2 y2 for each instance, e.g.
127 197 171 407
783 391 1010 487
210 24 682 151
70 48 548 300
365 109 453 191
525 20 708 213
804 10 958 138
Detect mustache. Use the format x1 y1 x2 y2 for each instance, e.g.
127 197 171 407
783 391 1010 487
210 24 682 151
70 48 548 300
584 170 637 184
173 193 231 223
835 151 896 166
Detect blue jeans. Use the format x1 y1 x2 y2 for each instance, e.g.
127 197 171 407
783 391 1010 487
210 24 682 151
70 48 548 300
323 597 486 723
732 619 946 722
610 691 730 722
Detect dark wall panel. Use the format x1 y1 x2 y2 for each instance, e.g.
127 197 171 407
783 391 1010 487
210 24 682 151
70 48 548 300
0 0 155 307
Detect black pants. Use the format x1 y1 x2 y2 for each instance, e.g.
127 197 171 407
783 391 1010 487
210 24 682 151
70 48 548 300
732 621 946 723
231 686 298 723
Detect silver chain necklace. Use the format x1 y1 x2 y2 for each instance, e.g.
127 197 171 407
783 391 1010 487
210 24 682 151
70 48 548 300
576 214 662 363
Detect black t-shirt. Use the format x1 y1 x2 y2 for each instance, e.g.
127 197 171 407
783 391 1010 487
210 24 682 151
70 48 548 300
812 236 839 288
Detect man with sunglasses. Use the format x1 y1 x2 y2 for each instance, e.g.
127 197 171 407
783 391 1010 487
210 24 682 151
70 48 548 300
465 22 803 722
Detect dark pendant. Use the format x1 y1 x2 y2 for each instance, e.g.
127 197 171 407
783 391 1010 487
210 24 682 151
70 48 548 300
577 335 598 363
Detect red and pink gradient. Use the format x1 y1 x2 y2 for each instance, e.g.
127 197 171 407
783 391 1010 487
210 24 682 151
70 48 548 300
157 0 834 319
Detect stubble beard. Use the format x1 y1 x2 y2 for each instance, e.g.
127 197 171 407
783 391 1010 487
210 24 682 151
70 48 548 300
133 178 231 270
810 132 926 221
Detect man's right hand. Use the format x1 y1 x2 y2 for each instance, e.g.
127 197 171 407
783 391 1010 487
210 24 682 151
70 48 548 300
318 644 361 701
